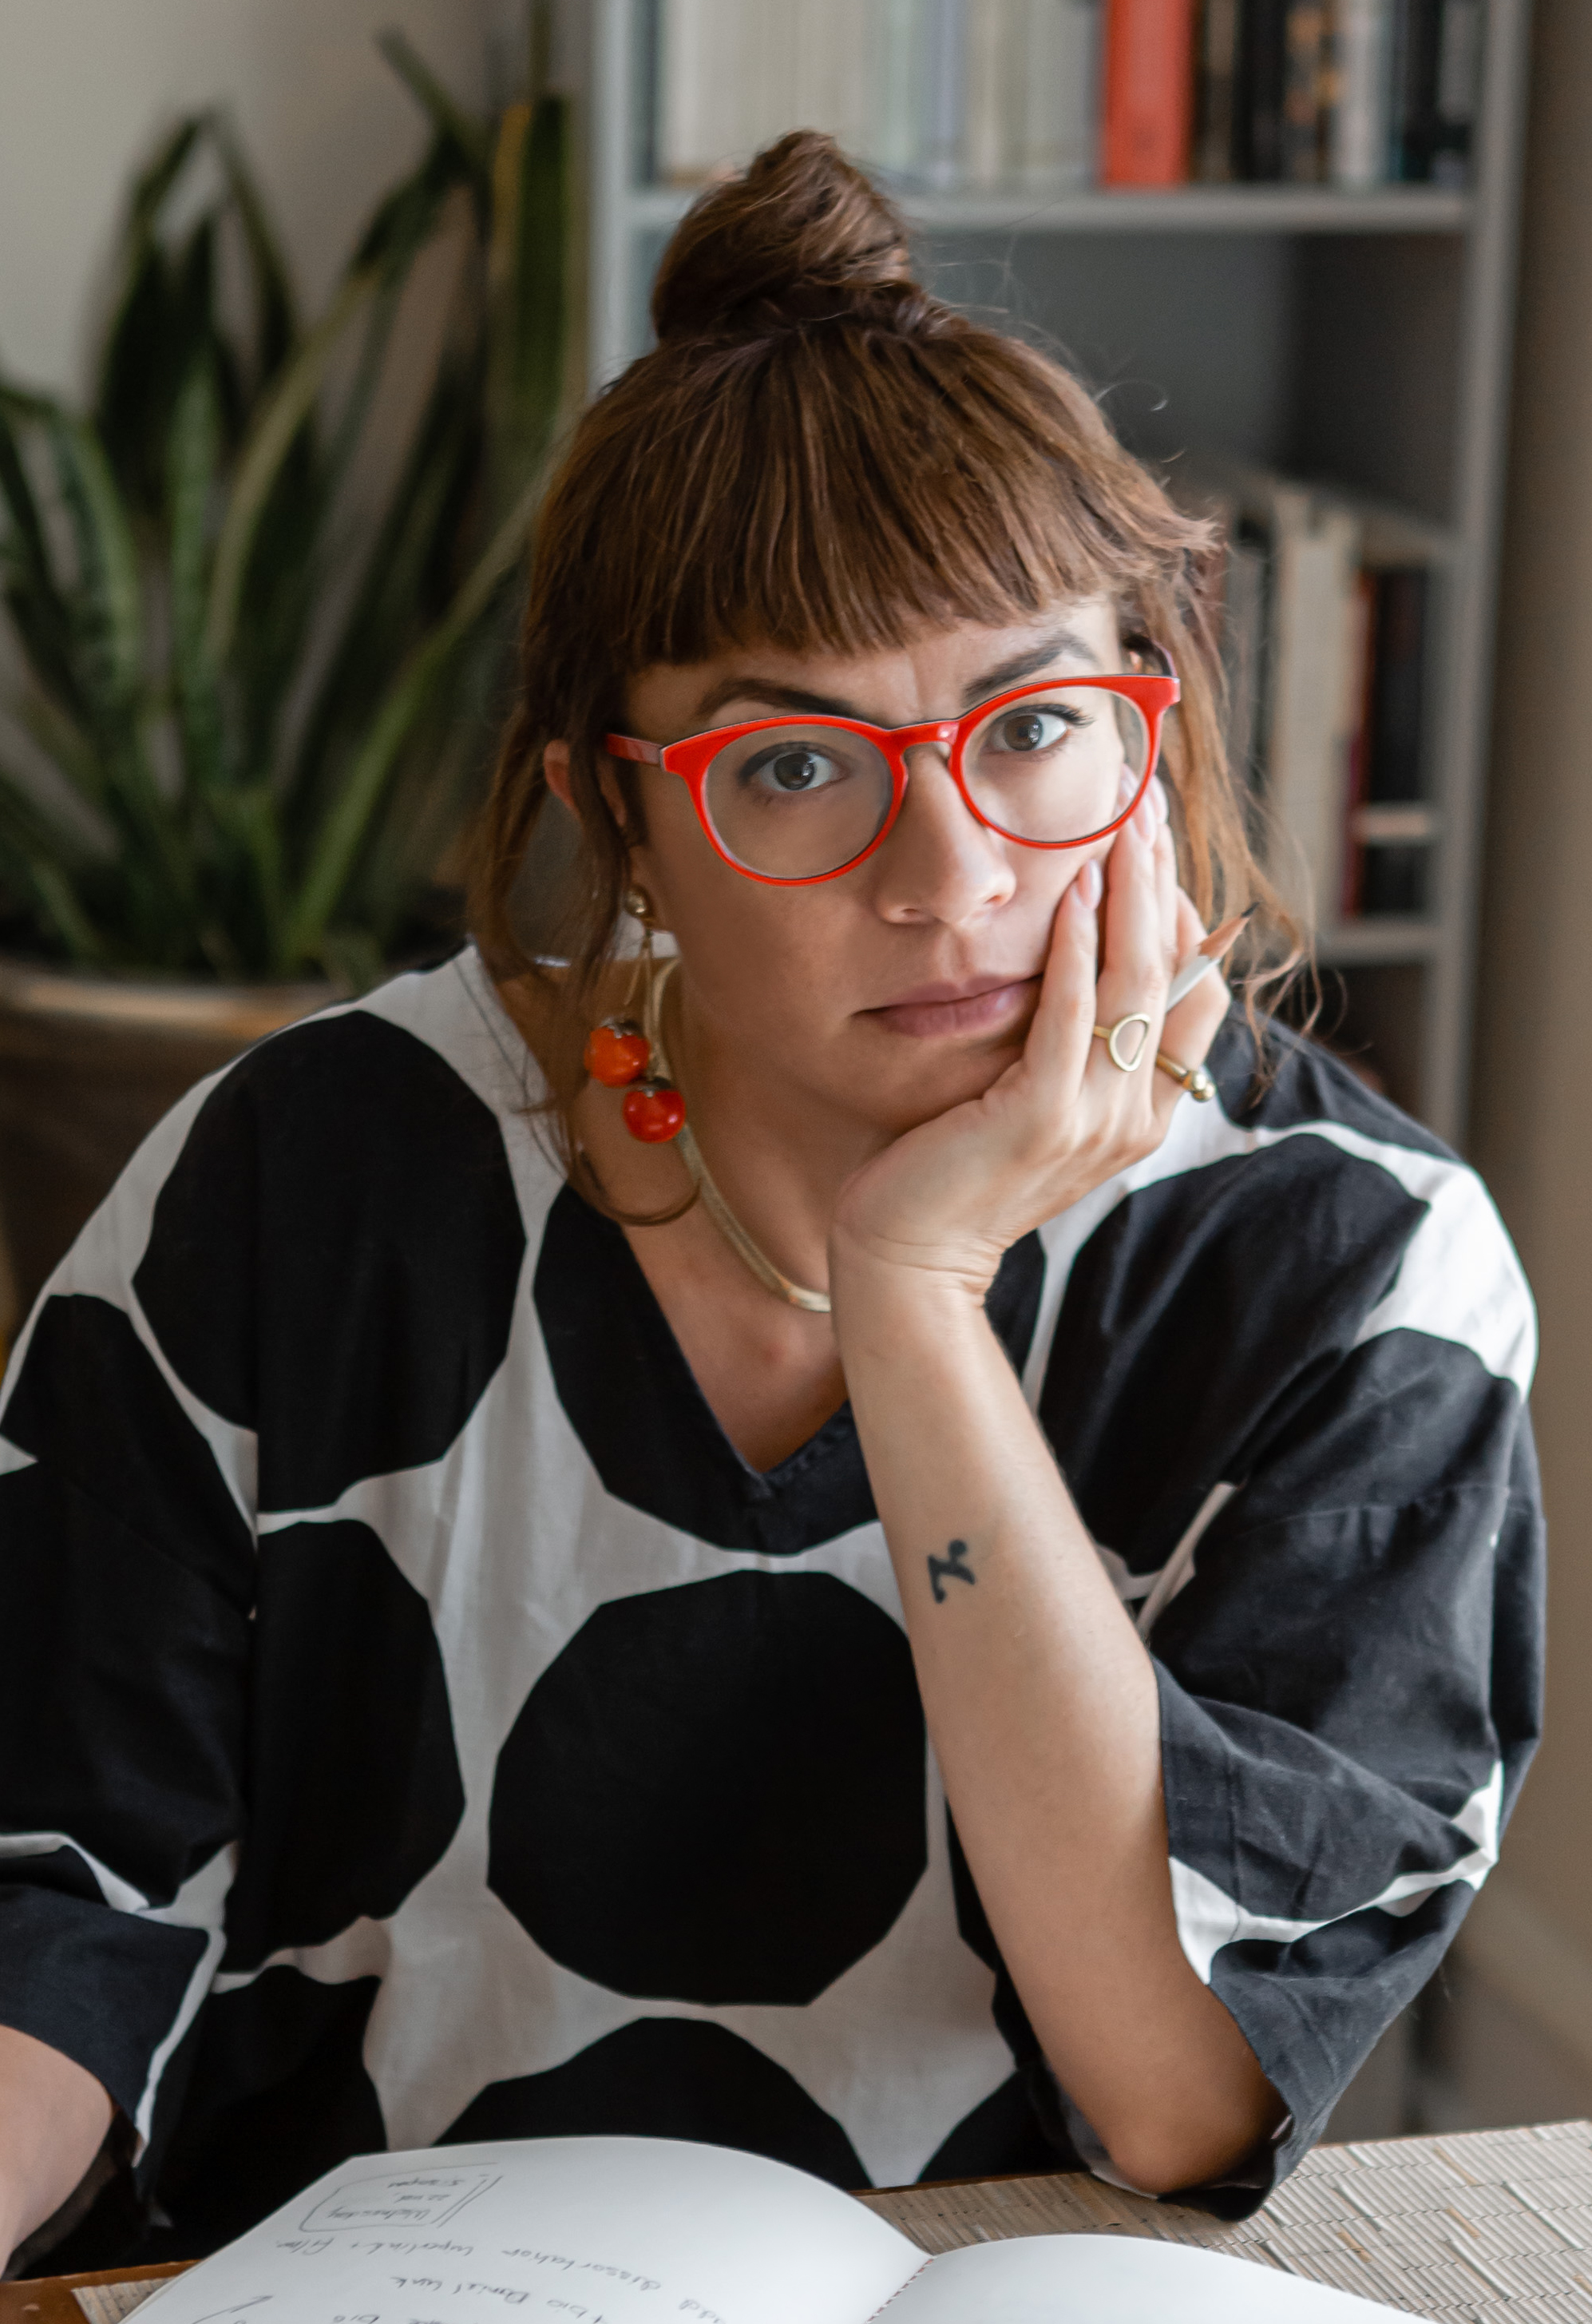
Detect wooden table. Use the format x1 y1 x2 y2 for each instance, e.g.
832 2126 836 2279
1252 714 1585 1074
8 2121 1592 2324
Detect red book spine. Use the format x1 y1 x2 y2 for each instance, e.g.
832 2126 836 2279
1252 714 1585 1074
1102 0 1197 186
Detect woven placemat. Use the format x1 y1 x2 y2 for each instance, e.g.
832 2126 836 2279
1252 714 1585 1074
858 2120 1592 2320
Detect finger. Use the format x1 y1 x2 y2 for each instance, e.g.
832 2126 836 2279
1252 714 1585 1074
1154 811 1178 962
1151 776 1178 959
1092 792 1167 1041
1020 855 1102 1090
1172 887 1205 954
1162 891 1232 1067
1162 962 1230 1065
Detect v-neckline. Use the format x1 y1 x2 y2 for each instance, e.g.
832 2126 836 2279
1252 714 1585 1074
588 1198 855 1488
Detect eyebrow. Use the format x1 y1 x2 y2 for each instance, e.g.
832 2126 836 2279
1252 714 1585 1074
690 627 1103 728
965 629 1103 697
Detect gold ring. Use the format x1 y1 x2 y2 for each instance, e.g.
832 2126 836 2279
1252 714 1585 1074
1093 1013 1153 1071
1155 1049 1216 1103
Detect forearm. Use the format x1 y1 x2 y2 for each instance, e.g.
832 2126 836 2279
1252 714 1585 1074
0 2025 113 2268
833 1251 1279 2192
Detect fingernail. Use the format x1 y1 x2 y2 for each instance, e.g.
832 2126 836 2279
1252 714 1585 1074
1077 857 1103 910
1133 791 1157 842
1151 775 1171 824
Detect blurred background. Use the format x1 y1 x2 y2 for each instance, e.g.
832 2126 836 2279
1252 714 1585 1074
0 0 1586 2148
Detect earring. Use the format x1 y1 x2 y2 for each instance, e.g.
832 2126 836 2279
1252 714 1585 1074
582 886 687 1143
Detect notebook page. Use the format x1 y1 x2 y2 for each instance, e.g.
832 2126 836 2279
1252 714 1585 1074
889 2233 1428 2323
133 2139 921 2324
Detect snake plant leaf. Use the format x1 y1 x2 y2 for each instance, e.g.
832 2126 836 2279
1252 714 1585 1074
0 762 105 962
14 694 111 826
206 779 284 967
283 470 544 966
128 115 206 244
96 118 210 519
29 862 109 966
286 340 481 825
203 267 372 668
210 113 297 388
22 400 197 929
167 359 228 795
41 410 142 715
206 121 477 673
377 29 492 196
173 212 248 452
0 402 81 720
0 398 52 589
489 92 571 504
313 136 471 541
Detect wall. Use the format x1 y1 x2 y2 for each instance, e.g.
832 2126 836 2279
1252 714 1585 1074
1458 0 1592 2120
0 0 518 398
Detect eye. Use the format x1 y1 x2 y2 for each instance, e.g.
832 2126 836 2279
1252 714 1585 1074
743 744 847 796
988 706 1084 755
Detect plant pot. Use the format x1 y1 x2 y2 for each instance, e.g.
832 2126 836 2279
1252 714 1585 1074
0 958 330 1335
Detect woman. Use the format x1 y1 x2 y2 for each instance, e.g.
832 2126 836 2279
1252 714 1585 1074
0 136 1542 2266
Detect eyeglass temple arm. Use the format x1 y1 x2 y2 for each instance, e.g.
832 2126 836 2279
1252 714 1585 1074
603 732 663 765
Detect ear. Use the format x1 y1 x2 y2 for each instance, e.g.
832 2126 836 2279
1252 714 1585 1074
543 740 576 816
545 739 635 833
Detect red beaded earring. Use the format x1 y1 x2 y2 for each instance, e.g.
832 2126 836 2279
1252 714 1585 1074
581 886 687 1143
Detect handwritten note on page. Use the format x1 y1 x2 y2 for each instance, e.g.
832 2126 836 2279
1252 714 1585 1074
132 2138 919 2324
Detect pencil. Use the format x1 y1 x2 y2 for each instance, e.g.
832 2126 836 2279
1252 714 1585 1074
1165 906 1257 1011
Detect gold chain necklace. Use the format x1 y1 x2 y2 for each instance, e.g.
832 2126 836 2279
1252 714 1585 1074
644 956 832 1315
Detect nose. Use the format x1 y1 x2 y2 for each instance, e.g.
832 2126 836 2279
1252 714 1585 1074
867 742 1017 925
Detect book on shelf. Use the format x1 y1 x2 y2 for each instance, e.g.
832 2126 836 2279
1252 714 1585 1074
1176 459 1444 934
647 0 1479 193
1328 0 1397 186
654 0 1099 192
132 2133 1418 2324
1281 3 1330 183
1102 0 1196 185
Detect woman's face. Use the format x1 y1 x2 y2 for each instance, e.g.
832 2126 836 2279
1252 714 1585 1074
585 600 1143 1140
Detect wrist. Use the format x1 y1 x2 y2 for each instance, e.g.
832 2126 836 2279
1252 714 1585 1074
827 1223 996 1330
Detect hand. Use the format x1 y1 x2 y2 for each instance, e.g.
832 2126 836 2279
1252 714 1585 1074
830 782 1232 1303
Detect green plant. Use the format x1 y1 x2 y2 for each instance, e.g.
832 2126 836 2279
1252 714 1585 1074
0 29 571 985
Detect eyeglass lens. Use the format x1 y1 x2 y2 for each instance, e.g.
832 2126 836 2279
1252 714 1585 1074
701 691 1150 879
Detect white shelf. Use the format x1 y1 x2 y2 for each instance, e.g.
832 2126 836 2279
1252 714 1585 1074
628 182 1475 237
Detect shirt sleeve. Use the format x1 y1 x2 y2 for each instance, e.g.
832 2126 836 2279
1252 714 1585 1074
1149 1315 1542 2203
0 1082 252 2159
1020 1029 1546 2216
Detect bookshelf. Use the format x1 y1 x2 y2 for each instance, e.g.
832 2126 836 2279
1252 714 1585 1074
580 0 1534 1146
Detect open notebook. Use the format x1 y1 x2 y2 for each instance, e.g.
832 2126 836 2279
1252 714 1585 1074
133 2137 1426 2324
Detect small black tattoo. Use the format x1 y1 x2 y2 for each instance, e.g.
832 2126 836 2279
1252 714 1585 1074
927 1537 976 1604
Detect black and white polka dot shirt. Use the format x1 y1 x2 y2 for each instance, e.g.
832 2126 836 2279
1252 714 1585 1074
0 947 1543 2251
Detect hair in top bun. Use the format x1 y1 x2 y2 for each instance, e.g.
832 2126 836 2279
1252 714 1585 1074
473 129 1300 1097
651 132 925 342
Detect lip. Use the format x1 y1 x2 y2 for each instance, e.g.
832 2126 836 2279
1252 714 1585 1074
865 974 1040 1039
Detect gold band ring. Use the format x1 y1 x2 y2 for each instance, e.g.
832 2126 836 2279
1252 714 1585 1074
1093 1014 1153 1071
1094 1015 1214 1101
1154 1049 1217 1104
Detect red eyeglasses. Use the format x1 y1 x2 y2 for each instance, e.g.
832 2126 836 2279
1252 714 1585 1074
603 665 1179 886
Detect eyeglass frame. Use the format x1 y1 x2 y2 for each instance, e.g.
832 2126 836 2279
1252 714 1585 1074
601 659 1180 888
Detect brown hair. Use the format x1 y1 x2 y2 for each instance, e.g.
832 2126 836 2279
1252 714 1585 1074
469 130 1297 1104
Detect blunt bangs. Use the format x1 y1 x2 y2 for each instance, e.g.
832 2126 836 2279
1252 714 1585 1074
550 319 1210 679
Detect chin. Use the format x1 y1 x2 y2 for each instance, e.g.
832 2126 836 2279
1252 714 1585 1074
863 1041 1020 1136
